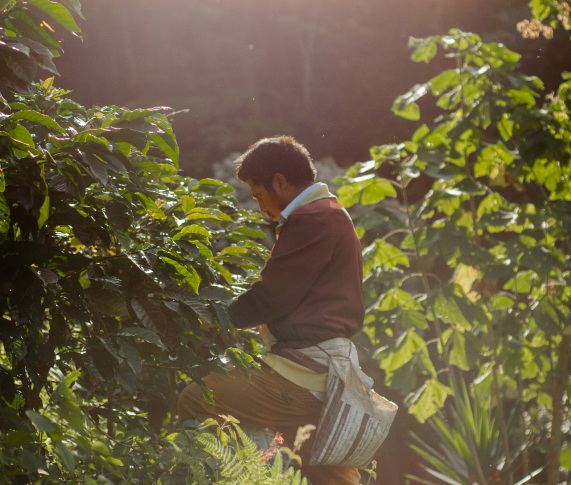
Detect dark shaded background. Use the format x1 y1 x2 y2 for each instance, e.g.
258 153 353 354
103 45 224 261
48 1 571 483
55 0 571 179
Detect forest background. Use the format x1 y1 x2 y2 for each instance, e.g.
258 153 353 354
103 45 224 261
2 0 571 484
56 0 571 178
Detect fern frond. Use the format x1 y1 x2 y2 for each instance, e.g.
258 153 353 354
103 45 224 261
234 423 259 456
271 451 283 478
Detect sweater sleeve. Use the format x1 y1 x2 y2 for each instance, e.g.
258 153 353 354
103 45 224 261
229 214 335 329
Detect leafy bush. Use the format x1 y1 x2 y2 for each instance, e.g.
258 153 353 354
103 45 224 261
0 76 274 483
338 27 571 485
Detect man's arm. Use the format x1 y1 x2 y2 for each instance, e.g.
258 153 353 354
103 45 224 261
229 214 335 329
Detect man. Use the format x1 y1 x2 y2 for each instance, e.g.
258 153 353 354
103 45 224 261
178 136 364 485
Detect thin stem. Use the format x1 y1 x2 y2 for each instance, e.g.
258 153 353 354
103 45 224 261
168 368 177 432
400 272 443 285
517 373 532 483
381 228 411 241
399 164 489 485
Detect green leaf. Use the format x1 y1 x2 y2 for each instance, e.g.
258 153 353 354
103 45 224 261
38 190 50 230
503 270 535 293
533 296 566 334
136 192 165 219
26 410 57 433
51 370 83 432
92 441 110 456
381 330 425 372
181 195 195 214
529 0 551 21
58 0 84 18
497 114 514 142
173 224 212 241
430 286 471 330
28 0 81 33
115 361 137 394
84 477 98 485
220 246 248 255
508 88 536 107
81 151 108 185
429 69 458 96
118 339 143 376
561 447 571 469
224 348 256 379
363 239 409 274
9 9 62 53
392 97 421 121
361 178 397 205
16 449 45 473
377 288 413 311
8 110 65 133
449 331 470 370
163 257 201 293
410 36 438 63
398 310 429 329
55 441 76 472
85 288 128 316
117 327 168 351
408 379 452 423
0 194 10 234
150 132 179 167
8 123 35 148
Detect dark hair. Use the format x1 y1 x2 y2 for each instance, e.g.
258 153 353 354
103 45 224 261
235 136 316 191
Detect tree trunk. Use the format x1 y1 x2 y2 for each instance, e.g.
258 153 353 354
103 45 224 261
547 327 571 485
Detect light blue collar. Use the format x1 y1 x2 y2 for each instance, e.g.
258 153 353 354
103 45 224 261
280 183 322 220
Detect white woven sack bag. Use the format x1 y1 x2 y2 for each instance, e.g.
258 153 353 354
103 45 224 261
309 351 398 468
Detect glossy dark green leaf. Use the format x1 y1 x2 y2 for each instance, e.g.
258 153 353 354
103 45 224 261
115 361 137 394
9 9 62 53
28 0 82 34
55 441 76 472
105 200 131 232
130 298 162 334
8 109 65 132
26 410 57 433
85 287 128 316
119 338 142 376
58 0 84 18
117 327 168 351
16 449 46 473
4 51 37 82
33 267 58 285
80 150 108 185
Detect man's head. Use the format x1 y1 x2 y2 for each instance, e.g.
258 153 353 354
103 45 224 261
235 136 317 221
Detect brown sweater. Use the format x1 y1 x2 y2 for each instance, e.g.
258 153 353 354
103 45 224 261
230 197 364 351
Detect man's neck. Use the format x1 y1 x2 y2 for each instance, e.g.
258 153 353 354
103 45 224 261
281 182 314 209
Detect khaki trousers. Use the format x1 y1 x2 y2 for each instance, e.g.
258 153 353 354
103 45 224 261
177 362 361 485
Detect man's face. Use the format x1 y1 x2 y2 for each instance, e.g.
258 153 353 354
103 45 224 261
247 180 284 222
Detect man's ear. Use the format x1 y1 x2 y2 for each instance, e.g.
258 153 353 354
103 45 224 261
272 173 288 193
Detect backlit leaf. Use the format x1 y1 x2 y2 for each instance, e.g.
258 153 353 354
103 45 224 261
408 379 452 423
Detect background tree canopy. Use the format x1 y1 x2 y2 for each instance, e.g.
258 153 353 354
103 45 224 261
54 0 571 177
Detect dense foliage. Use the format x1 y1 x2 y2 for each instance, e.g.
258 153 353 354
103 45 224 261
2 0 571 484
0 1 306 483
337 23 571 485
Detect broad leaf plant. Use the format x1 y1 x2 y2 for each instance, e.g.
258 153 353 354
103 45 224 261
337 27 571 485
